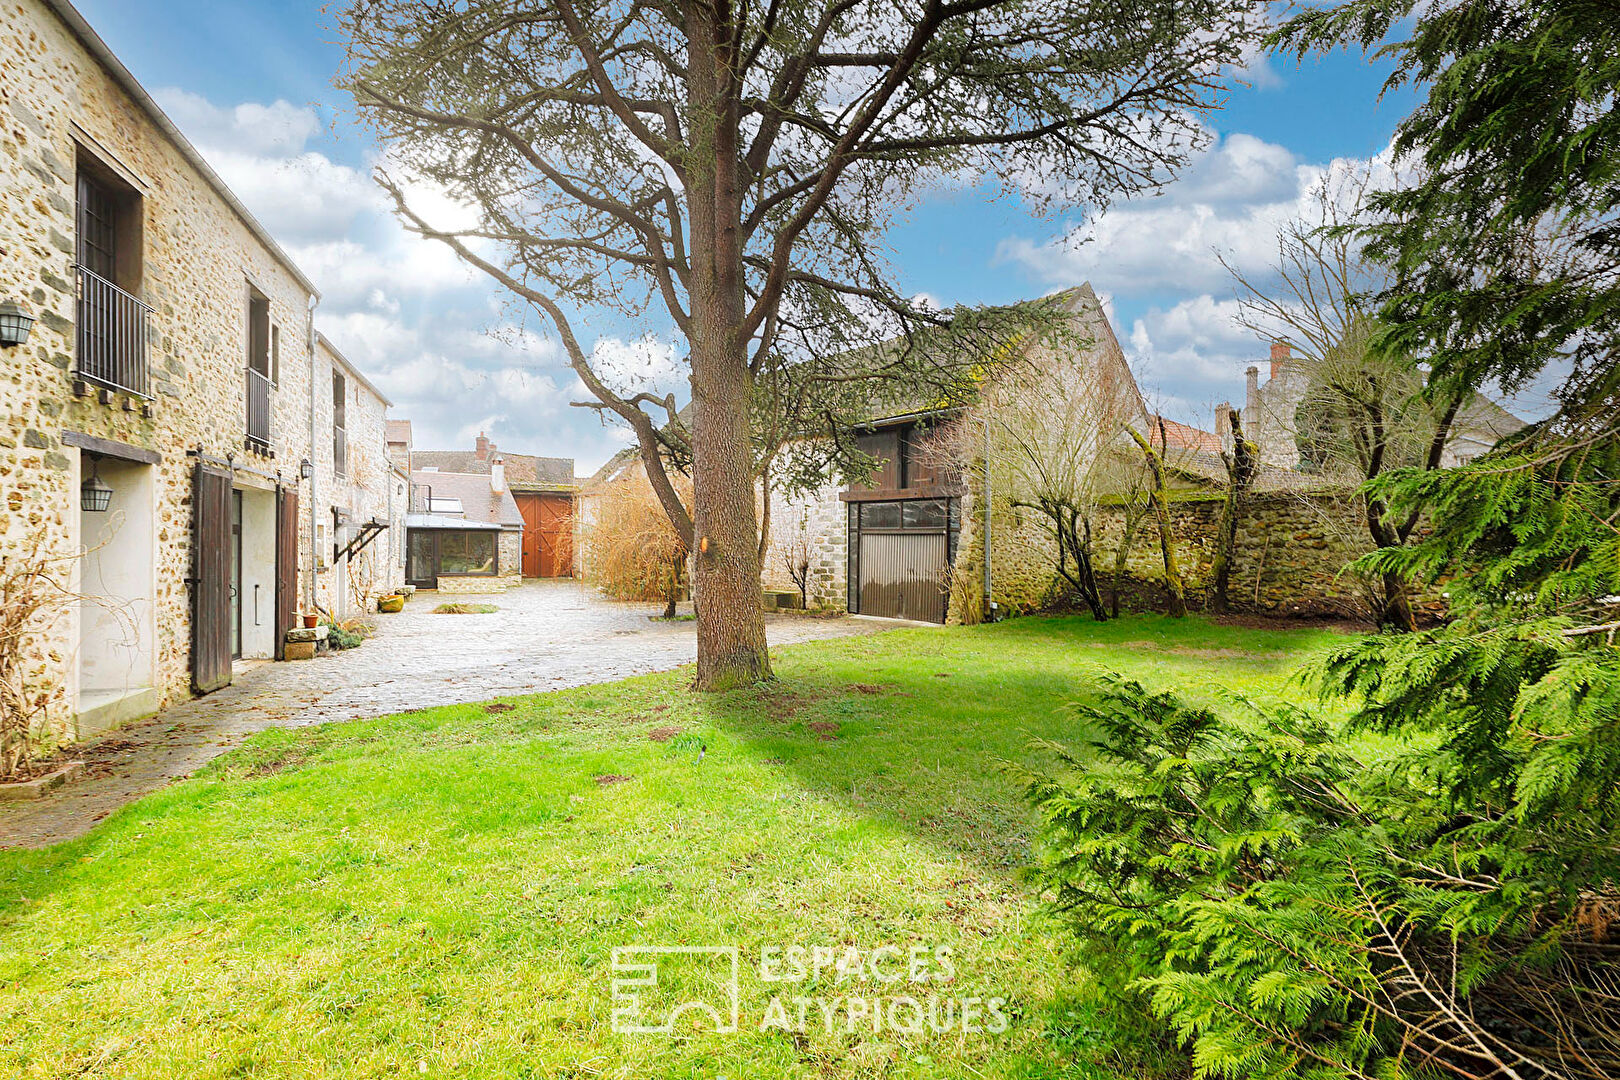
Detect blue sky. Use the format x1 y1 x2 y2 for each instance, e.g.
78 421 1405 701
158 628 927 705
75 0 1424 473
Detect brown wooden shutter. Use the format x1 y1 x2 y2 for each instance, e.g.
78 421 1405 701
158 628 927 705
190 464 233 694
275 486 299 660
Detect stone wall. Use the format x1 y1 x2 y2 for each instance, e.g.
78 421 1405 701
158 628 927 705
1088 490 1380 617
945 489 1073 623
762 476 848 612
943 485 1386 623
0 0 329 744
944 486 1380 621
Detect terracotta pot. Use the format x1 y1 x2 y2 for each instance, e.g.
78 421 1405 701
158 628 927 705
302 613 319 629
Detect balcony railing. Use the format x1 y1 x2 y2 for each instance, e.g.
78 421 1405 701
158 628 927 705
245 367 271 453
75 265 151 398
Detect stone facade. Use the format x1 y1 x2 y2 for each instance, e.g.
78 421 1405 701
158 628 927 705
1242 342 1526 472
312 334 405 617
945 489 1070 623
0 0 401 746
945 487 1389 622
762 476 849 612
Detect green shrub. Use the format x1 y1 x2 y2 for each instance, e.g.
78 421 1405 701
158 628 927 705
1012 675 1619 1080
325 619 370 651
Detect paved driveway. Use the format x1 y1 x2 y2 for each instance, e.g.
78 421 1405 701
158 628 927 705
0 581 882 848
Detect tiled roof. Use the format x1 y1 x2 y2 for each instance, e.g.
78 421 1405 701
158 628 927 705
408 470 524 529
410 450 576 487
1152 415 1223 454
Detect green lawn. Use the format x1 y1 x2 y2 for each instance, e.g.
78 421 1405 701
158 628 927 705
0 615 1348 1079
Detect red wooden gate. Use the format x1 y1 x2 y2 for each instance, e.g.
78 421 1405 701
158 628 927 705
275 486 298 660
517 493 574 577
191 464 232 694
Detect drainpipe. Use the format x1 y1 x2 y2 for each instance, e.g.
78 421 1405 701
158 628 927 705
306 297 319 615
982 406 995 622
386 463 395 591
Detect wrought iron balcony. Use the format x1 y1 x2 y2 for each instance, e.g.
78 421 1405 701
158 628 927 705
75 264 151 398
245 367 272 454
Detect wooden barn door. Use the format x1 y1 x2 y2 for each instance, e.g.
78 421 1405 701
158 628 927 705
274 486 298 660
537 495 573 577
190 464 233 694
517 493 574 577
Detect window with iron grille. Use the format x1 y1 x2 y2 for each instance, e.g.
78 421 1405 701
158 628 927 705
74 157 149 398
245 288 272 452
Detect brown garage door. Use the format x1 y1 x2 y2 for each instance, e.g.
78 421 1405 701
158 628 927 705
858 532 948 622
517 493 573 577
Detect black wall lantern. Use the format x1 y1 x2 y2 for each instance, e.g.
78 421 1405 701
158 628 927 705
81 455 113 512
0 301 34 348
300 457 314 480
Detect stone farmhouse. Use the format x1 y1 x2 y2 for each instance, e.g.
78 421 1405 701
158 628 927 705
756 284 1149 623
381 425 580 591
0 0 408 743
575 285 1153 623
1234 342 1526 470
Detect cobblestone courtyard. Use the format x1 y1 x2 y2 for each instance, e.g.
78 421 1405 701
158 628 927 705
0 581 881 848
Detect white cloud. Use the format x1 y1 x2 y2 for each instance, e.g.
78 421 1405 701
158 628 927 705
154 88 321 157
1234 42 1285 93
152 87 634 466
998 132 1398 298
589 334 685 399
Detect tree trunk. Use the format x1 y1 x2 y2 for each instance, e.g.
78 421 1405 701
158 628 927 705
686 10 771 689
1127 425 1187 617
1076 513 1106 621
1210 409 1256 614
757 461 773 564
1050 502 1107 621
1365 495 1418 631
664 557 680 620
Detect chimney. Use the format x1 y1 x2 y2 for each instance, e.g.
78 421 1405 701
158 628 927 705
1269 341 1291 381
475 431 489 461
490 456 506 495
1214 401 1233 448
1245 365 1261 415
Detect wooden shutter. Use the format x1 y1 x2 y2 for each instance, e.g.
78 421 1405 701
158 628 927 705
275 486 299 660
190 464 233 694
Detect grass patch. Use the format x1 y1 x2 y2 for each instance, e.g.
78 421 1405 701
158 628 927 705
431 602 498 615
0 614 1349 1078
